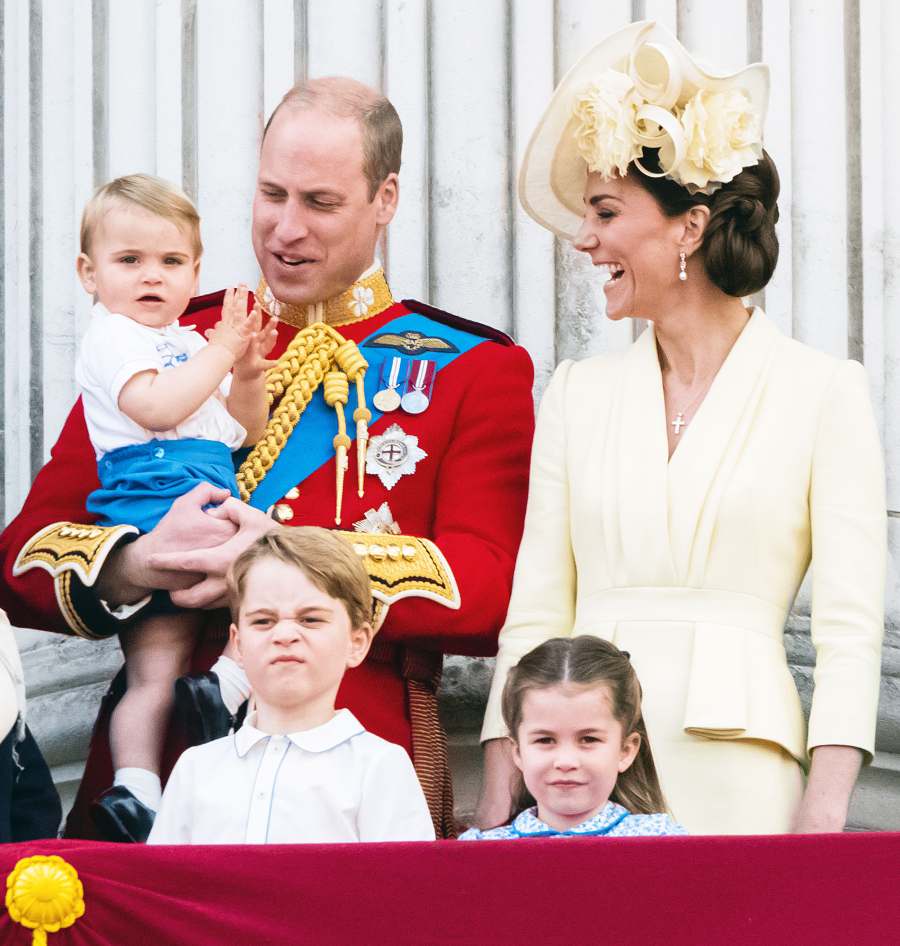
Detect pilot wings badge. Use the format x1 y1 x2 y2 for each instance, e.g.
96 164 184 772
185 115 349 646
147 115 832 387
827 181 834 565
366 330 459 354
365 424 428 490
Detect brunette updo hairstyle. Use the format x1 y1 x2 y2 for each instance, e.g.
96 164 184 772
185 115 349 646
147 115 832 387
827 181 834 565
630 149 780 297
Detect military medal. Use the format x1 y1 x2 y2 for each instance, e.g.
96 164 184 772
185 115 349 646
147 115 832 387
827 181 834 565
373 357 403 412
365 423 427 490
401 360 434 415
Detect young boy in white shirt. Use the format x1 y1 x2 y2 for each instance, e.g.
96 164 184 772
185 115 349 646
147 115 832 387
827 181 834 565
147 526 435 844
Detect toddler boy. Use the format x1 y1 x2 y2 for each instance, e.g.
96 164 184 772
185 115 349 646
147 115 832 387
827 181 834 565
74 174 274 841
148 526 435 843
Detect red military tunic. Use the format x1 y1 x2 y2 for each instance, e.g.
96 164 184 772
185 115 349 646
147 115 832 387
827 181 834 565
0 269 534 837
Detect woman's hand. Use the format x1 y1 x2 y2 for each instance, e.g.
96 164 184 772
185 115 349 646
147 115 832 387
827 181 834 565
791 745 863 833
473 737 518 829
147 497 277 609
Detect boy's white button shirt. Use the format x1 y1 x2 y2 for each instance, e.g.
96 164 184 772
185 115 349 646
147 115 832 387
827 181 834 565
147 709 435 844
75 302 246 459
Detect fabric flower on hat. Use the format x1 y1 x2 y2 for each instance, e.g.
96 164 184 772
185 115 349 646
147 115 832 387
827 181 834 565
673 87 762 192
572 70 644 179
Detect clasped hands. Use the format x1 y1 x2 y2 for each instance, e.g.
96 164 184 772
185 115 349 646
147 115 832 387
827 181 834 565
100 483 277 611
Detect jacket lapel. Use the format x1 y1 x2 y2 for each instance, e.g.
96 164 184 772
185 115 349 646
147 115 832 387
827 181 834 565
609 326 676 585
665 309 779 582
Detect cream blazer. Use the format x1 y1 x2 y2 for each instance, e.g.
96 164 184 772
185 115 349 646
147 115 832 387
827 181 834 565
482 310 886 765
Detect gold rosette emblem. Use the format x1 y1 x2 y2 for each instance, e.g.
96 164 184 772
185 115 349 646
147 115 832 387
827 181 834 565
5 855 85 945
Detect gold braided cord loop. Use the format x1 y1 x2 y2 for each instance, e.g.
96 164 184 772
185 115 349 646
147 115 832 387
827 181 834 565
334 341 372 498
235 323 369 513
324 370 351 523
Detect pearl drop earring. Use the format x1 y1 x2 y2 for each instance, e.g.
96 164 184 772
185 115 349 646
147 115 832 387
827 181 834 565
678 251 687 282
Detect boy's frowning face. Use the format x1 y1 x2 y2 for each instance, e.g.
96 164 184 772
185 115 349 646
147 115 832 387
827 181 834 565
76 203 200 328
230 556 372 716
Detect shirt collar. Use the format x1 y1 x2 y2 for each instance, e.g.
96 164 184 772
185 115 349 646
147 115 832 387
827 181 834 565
511 802 630 836
233 708 365 757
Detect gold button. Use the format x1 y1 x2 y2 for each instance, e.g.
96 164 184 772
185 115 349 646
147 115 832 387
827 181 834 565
353 543 368 557
59 526 72 537
88 529 102 539
284 487 300 500
273 503 294 522
402 545 417 560
368 544 386 560
387 545 401 560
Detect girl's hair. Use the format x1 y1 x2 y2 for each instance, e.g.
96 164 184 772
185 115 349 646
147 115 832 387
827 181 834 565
629 148 780 297
501 636 667 816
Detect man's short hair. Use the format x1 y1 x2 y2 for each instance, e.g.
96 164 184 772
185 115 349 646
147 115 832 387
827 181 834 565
80 173 203 258
264 76 402 201
227 526 372 630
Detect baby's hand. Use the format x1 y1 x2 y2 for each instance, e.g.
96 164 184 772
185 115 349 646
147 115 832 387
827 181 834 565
206 285 253 360
233 304 279 380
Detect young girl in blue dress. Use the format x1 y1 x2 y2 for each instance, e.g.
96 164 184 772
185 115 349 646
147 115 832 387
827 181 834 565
461 636 685 839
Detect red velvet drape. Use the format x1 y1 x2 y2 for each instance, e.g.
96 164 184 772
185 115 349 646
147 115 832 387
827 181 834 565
1 834 897 945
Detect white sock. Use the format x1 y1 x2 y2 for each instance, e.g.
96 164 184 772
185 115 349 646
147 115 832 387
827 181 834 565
210 655 252 715
114 767 162 812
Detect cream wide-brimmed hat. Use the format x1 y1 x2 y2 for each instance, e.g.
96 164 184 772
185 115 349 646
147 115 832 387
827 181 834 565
519 20 769 240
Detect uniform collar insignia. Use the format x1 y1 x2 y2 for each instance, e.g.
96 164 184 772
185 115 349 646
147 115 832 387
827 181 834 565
365 329 460 354
255 267 395 329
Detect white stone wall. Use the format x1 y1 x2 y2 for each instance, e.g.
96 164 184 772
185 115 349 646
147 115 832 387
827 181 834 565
2 0 898 828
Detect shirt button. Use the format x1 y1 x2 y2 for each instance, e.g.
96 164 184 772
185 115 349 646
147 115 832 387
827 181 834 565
257 791 266 799
153 447 165 459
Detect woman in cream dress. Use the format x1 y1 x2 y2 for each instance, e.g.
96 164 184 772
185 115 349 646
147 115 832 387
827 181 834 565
476 21 885 835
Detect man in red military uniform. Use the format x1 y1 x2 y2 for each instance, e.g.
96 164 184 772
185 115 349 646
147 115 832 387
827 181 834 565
0 77 534 840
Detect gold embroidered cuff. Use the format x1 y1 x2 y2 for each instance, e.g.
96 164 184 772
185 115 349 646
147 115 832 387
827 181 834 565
336 532 461 614
13 522 138 586
13 522 140 639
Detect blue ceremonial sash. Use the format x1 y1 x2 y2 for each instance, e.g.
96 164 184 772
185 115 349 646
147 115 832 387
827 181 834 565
247 311 489 511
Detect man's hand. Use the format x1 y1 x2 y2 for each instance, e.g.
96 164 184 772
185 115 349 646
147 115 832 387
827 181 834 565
96 483 239 607
205 285 255 361
147 497 277 609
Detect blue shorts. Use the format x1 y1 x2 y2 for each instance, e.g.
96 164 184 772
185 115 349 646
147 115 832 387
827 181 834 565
87 438 240 534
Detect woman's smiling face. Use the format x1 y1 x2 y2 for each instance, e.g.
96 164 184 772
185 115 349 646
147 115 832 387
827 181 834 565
572 171 688 321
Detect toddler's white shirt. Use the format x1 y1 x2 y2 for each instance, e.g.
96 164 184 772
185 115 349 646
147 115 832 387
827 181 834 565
75 302 246 459
147 709 436 844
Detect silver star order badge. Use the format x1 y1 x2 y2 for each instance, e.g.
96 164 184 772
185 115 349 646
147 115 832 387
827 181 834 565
365 423 427 490
353 502 401 535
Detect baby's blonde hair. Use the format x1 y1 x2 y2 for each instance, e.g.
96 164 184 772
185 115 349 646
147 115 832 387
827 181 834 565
80 173 202 258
